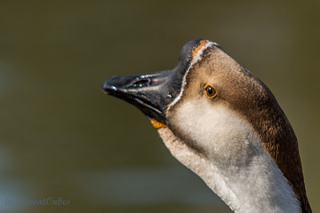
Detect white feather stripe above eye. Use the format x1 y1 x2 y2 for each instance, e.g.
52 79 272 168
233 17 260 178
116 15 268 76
167 41 217 111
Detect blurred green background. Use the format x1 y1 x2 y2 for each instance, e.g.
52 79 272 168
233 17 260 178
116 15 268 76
0 1 319 212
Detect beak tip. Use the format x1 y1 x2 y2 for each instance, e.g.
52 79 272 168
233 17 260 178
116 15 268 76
102 80 117 95
102 87 109 94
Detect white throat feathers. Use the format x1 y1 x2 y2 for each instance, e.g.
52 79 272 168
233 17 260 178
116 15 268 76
158 102 300 213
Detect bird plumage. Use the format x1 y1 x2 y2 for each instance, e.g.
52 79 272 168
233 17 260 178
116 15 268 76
103 39 311 213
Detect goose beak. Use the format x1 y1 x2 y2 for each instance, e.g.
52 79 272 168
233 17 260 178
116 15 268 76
102 39 209 126
102 70 176 125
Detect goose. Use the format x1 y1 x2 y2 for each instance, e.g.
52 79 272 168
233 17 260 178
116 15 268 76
102 39 312 213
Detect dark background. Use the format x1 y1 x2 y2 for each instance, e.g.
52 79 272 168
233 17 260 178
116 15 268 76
0 1 319 212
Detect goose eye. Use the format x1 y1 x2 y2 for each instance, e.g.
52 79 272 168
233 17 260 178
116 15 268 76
204 84 217 98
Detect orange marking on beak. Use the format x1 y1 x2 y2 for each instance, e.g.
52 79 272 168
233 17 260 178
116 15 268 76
192 40 208 57
150 119 167 129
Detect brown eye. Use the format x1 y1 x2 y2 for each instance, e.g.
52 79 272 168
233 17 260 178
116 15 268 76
204 84 217 98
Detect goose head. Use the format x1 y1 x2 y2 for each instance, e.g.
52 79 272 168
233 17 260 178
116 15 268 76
102 39 311 213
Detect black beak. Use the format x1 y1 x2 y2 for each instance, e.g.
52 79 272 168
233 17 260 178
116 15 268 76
102 39 209 125
102 70 176 125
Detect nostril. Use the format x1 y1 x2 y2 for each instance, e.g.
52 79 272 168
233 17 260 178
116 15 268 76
130 78 151 88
